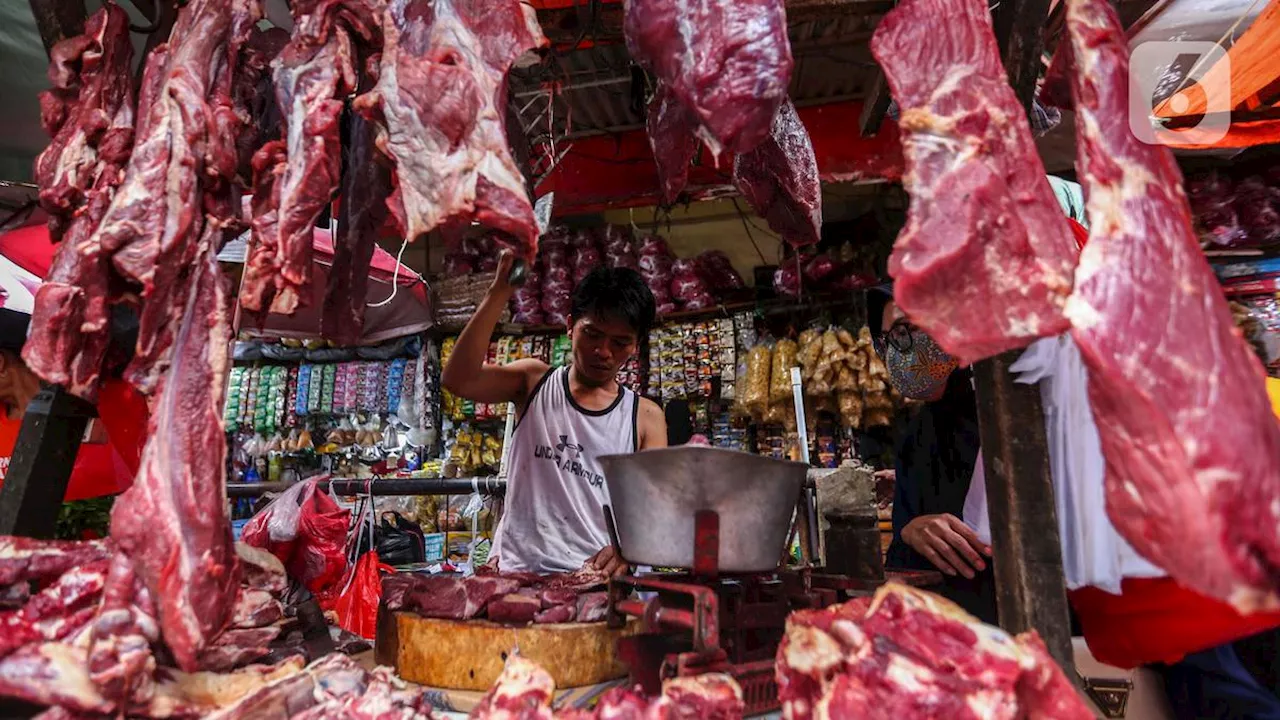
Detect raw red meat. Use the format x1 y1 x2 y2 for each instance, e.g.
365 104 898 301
775 585 1089 720
487 593 542 624
86 553 158 710
0 538 109 587
574 592 609 624
533 604 575 624
322 94 393 345
624 0 792 156
23 5 135 400
470 656 555 720
731 101 822 249
109 229 240 672
1061 0 1280 612
92 0 246 286
870 0 1076 364
109 0 262 396
356 0 547 258
240 0 383 318
403 575 523 620
470 656 744 719
647 82 701 205
0 561 107 658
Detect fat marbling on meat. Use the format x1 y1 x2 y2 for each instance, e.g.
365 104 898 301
1062 0 1280 612
870 0 1077 364
356 0 546 260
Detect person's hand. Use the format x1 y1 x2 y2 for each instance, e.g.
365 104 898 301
489 250 517 297
873 469 895 482
588 546 628 578
901 513 991 579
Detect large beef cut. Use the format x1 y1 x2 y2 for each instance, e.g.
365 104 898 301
109 228 240 672
647 82 701 206
775 584 1090 720
356 0 546 258
23 5 135 400
239 0 384 318
89 0 262 396
732 100 822 248
624 0 792 157
0 537 109 586
322 80 394 345
1061 0 1280 612
870 0 1077 364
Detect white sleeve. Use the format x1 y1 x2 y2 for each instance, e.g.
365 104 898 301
962 453 991 547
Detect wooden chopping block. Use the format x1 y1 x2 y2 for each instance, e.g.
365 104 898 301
377 608 641 691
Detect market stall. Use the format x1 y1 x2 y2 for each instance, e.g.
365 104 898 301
0 0 1278 717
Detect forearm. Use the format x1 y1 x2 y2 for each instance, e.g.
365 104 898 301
441 289 511 393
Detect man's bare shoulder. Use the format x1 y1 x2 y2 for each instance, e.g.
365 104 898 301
637 396 667 449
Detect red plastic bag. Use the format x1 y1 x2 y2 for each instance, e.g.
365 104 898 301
241 477 349 595
326 550 391 640
289 483 350 594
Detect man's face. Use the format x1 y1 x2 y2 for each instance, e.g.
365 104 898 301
568 315 638 386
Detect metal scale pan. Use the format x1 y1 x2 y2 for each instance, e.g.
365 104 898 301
600 446 807 573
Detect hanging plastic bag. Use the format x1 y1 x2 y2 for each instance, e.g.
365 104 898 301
239 478 311 562
329 550 392 640
290 479 350 594
376 512 426 567
324 490 392 639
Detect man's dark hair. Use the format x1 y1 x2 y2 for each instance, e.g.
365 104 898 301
570 266 656 337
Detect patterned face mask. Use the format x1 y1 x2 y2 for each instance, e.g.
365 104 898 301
881 321 958 401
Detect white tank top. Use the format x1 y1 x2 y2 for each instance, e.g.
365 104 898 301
492 366 639 573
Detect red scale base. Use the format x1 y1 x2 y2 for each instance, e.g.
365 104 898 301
603 509 937 715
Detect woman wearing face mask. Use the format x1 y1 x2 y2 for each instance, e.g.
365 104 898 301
870 288 997 624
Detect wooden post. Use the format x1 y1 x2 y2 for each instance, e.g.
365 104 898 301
971 0 1075 673
27 0 86 55
0 386 96 538
971 355 1074 670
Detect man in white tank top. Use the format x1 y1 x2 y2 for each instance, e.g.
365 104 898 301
442 252 667 576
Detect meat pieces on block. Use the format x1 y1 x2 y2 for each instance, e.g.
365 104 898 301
869 0 1077 364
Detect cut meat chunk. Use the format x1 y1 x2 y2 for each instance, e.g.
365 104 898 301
229 588 285 629
646 83 701 206
775 584 1090 720
731 100 822 248
356 0 547 257
1061 0 1280 612
470 656 555 720
239 1 359 318
487 594 542 625
86 553 158 709
23 4 136 400
574 592 608 624
235 543 288 596
322 86 393 345
533 604 575 625
624 0 792 156
660 674 745 719
403 575 523 620
0 559 109 658
869 0 1076 364
198 627 283 672
0 538 109 586
109 227 240 672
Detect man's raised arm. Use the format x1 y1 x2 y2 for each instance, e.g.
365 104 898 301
441 251 548 406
